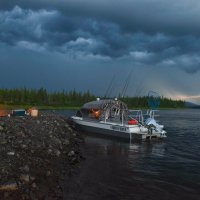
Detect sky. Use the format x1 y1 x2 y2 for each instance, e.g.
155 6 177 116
1 0 200 103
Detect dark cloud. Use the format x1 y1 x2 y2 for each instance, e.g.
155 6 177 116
0 6 133 58
1 0 200 75
1 0 200 35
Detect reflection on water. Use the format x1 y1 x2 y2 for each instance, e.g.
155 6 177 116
85 135 166 158
61 109 200 200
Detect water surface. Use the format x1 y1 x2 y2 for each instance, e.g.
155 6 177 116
61 109 200 200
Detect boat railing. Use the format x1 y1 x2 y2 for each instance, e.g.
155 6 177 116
129 109 161 124
146 110 160 119
129 110 144 124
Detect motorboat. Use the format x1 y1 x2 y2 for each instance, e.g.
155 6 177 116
71 98 167 141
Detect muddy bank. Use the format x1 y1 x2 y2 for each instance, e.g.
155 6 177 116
0 112 84 199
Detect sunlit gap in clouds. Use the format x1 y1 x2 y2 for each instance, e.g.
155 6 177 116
174 94 200 105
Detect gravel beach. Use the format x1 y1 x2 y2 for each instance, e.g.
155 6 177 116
0 111 84 199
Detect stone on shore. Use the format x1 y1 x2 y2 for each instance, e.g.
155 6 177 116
0 111 84 199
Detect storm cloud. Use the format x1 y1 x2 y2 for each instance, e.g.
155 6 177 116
0 0 200 100
1 1 200 73
1 0 200 35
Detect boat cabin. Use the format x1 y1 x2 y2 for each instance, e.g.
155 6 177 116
76 99 129 123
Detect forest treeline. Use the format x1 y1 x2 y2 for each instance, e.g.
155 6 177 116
0 88 185 108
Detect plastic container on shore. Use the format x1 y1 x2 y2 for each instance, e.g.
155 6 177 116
0 110 9 117
11 109 26 117
30 109 38 117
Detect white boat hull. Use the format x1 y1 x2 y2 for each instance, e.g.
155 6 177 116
72 116 153 140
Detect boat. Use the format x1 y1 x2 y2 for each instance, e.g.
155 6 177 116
71 98 167 141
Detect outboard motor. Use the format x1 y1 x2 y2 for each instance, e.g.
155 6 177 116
145 118 166 137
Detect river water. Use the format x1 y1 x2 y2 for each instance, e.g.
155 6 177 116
60 109 200 200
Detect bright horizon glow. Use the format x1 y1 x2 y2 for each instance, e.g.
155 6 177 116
176 95 200 99
173 94 200 105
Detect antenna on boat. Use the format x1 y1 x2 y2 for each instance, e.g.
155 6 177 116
121 69 133 98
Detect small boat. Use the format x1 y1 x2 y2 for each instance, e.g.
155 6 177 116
71 98 167 141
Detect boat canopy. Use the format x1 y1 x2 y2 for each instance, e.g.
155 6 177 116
81 99 128 110
78 99 128 121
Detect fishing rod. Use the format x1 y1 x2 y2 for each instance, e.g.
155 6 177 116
104 75 115 98
121 68 133 98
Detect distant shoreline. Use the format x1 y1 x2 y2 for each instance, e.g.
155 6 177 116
0 104 190 110
0 104 79 110
0 88 186 109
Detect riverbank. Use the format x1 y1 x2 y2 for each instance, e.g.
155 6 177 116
0 111 84 199
0 104 80 110
0 104 188 111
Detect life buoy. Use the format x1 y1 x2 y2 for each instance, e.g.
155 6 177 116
128 119 138 125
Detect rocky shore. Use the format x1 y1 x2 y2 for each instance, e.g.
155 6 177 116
0 111 84 199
